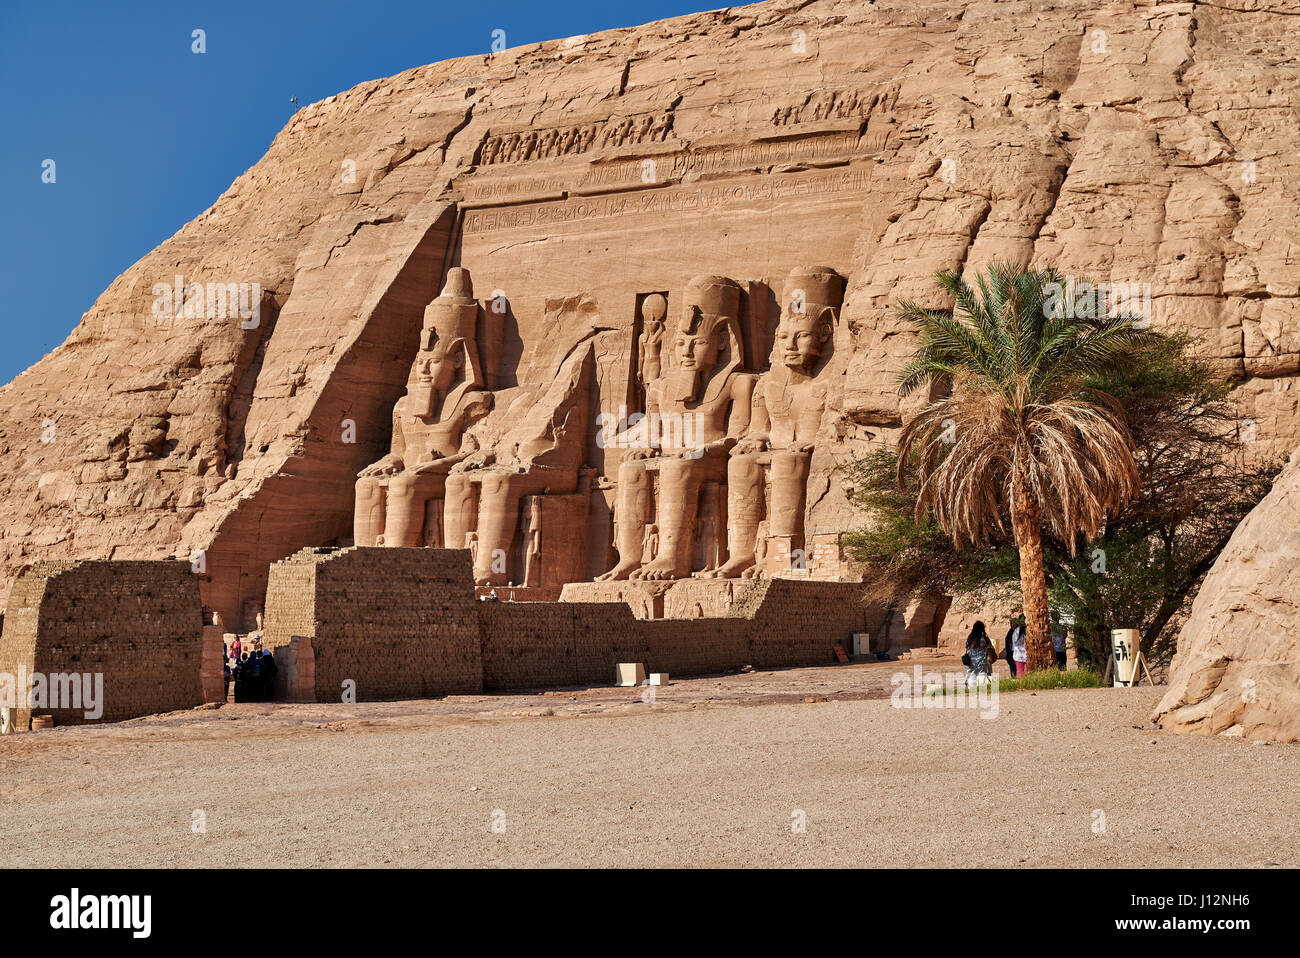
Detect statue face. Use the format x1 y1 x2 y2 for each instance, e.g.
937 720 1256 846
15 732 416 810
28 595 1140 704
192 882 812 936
413 326 462 394
775 309 828 372
673 311 723 373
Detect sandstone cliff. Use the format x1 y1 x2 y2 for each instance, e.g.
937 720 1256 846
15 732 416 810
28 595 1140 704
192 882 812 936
2 0 1299 629
1153 445 1300 742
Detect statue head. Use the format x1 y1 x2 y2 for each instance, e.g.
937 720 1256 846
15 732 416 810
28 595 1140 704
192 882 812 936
774 266 843 374
669 276 743 403
409 268 483 416
641 293 667 333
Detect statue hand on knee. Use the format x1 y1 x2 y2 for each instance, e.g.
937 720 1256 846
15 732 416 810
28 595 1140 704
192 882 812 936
359 454 403 478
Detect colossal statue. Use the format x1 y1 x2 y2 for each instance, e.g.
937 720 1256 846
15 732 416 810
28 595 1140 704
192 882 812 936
445 339 595 586
354 267 493 549
354 265 844 591
599 275 756 581
703 266 845 578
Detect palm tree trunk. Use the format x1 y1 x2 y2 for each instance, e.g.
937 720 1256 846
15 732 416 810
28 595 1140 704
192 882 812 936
1011 472 1054 671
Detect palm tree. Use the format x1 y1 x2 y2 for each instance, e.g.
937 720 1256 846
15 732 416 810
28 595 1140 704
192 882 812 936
895 262 1154 671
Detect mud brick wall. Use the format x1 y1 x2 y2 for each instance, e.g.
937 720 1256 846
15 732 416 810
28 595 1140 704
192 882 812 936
264 547 871 698
0 560 203 725
479 600 651 691
632 618 752 679
483 579 868 691
746 579 871 668
478 602 589 690
263 546 482 701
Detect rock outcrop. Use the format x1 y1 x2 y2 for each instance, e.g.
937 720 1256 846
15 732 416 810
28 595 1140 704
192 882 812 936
2 0 1300 634
1153 446 1300 742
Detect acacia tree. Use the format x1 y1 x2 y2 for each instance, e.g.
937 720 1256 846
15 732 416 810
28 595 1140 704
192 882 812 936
894 263 1155 671
1045 334 1283 663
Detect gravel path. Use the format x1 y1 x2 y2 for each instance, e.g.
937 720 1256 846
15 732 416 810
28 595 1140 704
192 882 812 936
1 659 1294 867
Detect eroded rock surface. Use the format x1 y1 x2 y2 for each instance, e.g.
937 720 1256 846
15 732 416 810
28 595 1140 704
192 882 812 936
1153 446 1300 743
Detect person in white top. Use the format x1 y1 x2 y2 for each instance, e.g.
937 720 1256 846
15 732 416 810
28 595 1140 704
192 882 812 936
1007 616 1028 677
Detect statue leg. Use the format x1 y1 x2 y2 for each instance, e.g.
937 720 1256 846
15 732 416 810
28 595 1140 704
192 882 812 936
474 473 535 586
384 471 447 548
770 449 811 532
768 449 812 570
443 474 476 552
354 476 386 547
702 453 763 578
632 455 711 580
597 460 651 581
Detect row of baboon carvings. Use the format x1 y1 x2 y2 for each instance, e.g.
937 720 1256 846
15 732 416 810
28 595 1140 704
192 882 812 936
353 264 846 587
478 113 675 165
474 87 895 167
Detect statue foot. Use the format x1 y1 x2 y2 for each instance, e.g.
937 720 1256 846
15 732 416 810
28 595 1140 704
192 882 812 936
703 556 755 579
596 559 640 582
630 559 681 581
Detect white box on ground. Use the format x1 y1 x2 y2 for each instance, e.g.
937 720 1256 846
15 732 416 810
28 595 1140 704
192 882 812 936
617 662 646 687
852 633 870 657
649 672 669 686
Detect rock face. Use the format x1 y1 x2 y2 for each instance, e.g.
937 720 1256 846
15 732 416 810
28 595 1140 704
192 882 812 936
1153 447 1300 743
2 0 1300 631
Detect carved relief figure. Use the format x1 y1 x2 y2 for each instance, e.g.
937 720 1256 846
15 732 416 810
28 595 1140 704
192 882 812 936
478 112 674 166
354 268 493 549
599 275 756 581
642 523 659 563
637 293 667 388
703 266 844 578
694 480 723 573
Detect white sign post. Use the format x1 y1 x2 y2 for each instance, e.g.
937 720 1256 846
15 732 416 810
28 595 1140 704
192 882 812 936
1108 628 1154 687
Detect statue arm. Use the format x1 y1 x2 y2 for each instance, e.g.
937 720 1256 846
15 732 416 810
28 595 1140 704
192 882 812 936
745 381 770 441
389 403 407 461
359 404 406 477
621 386 662 460
727 375 759 441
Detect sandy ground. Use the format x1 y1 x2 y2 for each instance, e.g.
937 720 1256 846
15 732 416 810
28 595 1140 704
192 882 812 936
1 656 1295 868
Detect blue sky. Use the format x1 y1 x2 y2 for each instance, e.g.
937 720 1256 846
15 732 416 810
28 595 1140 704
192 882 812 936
0 0 721 385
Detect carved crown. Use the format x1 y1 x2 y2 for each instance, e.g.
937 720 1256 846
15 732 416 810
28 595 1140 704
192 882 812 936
781 266 845 316
424 267 479 343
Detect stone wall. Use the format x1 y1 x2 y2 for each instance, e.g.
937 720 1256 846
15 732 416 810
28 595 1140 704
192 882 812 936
0 560 203 726
263 546 483 702
266 546 872 699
